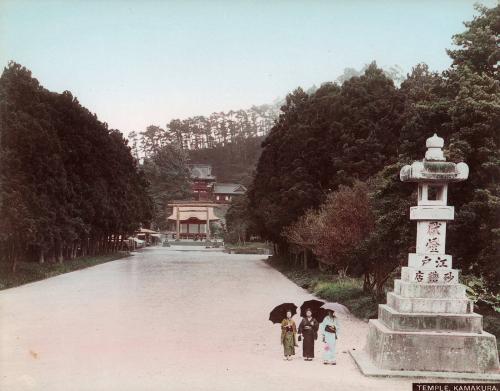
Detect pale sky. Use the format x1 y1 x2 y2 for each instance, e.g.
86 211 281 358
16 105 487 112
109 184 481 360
0 0 495 136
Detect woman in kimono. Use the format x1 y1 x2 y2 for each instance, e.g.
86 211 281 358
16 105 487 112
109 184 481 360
280 310 298 360
319 309 340 365
298 308 319 361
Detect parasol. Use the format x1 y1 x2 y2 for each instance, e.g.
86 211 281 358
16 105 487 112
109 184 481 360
299 299 327 322
269 303 298 324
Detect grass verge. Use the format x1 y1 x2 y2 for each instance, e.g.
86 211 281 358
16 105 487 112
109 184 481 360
225 242 271 254
0 252 129 290
267 256 379 320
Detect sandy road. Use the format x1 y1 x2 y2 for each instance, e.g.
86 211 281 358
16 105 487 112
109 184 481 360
0 246 414 391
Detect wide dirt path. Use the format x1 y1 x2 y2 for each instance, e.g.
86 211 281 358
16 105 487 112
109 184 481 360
0 246 412 390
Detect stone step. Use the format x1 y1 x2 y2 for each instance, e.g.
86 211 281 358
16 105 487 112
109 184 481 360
365 319 499 373
386 291 473 314
401 266 459 284
393 279 465 299
378 304 483 333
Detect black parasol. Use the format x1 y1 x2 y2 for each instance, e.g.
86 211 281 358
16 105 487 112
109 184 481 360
269 303 298 324
300 299 327 322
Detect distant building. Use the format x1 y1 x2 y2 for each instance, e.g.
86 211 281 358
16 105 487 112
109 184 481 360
189 164 216 202
167 164 246 239
213 183 246 203
167 201 219 240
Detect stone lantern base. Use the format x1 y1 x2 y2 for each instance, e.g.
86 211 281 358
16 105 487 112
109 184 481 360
352 278 500 377
365 317 498 373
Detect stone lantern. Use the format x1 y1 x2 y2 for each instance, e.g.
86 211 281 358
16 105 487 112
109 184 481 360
401 133 469 288
352 134 499 376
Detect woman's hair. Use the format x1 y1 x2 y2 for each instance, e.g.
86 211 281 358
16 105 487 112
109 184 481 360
305 308 312 314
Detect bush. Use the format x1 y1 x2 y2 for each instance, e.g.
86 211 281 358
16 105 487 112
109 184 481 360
313 279 365 302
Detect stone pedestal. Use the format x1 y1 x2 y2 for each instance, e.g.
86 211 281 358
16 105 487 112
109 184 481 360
364 271 499 373
353 134 499 376
365 319 498 373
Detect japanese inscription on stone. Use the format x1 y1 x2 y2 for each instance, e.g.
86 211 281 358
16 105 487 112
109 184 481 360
428 270 439 283
421 255 432 266
435 256 447 268
427 221 442 235
443 271 454 283
426 237 440 252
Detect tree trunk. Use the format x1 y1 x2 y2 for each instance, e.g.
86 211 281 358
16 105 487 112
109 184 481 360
338 266 349 279
57 242 64 264
363 272 372 293
375 266 397 298
39 249 45 264
47 247 55 263
10 242 18 273
303 249 308 271
11 256 17 273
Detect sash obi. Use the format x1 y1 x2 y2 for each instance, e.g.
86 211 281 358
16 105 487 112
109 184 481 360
325 325 336 333
285 326 293 332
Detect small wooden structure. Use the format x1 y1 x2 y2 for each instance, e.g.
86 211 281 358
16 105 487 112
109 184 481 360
167 201 219 240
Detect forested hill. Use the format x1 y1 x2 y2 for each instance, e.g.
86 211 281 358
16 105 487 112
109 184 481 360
130 104 279 184
187 136 264 185
129 103 279 158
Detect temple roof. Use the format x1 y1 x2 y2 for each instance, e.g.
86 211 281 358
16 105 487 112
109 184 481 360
167 205 219 221
213 183 246 195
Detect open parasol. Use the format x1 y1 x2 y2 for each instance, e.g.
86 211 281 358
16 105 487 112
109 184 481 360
269 303 298 324
299 299 327 322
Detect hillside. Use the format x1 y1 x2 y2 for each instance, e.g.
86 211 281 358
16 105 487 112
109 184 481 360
187 136 264 185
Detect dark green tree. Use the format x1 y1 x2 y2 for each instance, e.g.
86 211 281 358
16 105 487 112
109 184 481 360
0 62 152 270
249 64 405 250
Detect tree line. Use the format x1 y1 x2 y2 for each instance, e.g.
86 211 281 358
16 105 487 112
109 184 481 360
129 104 280 159
239 4 499 298
0 63 152 272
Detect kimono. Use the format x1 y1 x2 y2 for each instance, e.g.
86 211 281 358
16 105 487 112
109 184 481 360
280 318 297 357
298 317 319 358
319 315 340 363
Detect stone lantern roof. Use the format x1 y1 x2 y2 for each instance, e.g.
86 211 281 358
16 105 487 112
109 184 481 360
400 134 469 183
425 133 445 161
